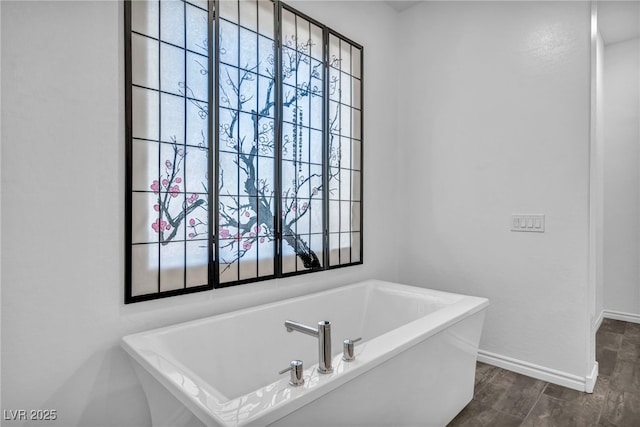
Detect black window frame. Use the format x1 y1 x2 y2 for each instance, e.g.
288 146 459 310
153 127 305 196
124 0 363 303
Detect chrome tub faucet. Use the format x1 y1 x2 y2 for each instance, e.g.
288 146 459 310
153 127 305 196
284 320 333 374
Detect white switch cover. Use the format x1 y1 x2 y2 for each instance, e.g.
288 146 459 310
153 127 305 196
511 214 545 233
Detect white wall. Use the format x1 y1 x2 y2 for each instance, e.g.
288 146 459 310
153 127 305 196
396 1 595 384
0 1 399 426
603 37 640 318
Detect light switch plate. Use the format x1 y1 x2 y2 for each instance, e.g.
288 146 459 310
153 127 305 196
511 214 545 233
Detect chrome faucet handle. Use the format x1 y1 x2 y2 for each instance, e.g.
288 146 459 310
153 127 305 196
279 360 304 386
342 337 362 362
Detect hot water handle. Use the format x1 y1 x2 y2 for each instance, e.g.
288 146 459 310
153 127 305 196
279 360 305 386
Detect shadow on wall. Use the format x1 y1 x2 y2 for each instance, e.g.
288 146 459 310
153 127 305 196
36 347 150 427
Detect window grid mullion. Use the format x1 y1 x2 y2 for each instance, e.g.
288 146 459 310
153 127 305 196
210 0 219 289
274 0 283 278
322 25 329 269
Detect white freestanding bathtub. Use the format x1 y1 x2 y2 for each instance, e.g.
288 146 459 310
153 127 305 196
121 280 489 427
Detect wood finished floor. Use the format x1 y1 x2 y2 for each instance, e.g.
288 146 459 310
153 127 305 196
448 319 640 427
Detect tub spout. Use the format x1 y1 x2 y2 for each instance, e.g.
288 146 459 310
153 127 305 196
284 320 333 374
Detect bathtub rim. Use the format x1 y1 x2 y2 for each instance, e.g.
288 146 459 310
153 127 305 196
121 279 489 427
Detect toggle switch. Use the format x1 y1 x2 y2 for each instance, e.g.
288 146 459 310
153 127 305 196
511 214 545 233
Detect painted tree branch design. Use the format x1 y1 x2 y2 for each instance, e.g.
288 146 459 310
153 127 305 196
147 25 343 275
149 136 208 245
217 31 335 272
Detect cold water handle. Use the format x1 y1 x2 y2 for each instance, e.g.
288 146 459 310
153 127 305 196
342 337 362 362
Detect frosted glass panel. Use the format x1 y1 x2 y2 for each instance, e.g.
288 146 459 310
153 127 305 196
220 20 239 66
340 41 351 75
352 109 361 140
219 64 239 109
340 105 351 137
160 0 185 47
186 0 208 11
310 90 323 130
351 47 362 79
184 145 208 193
132 192 159 244
219 152 239 195
327 32 362 267
351 232 361 263
220 261 238 283
352 76 361 110
128 0 211 301
186 194 208 238
187 52 208 102
352 140 361 171
281 9 296 47
131 0 159 39
329 67 340 102
329 35 340 69
161 93 185 144
296 18 309 48
258 37 275 78
186 4 208 54
186 240 209 286
310 24 323 61
132 139 159 192
239 242 258 280
132 87 159 140
257 1 274 38
282 238 296 274
329 201 339 233
161 43 185 95
340 72 351 105
239 0 258 31
339 136 351 169
351 202 361 232
239 28 258 71
160 242 185 291
219 0 238 23
131 34 159 89
217 0 276 282
131 244 159 297
280 5 326 272
186 99 209 147
329 233 339 266
258 239 275 276
329 101 340 135
352 171 361 201
239 73 258 113
339 233 351 264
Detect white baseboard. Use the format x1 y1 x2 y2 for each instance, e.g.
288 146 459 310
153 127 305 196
585 362 598 393
603 310 640 324
594 310 604 333
477 350 598 393
477 310 640 393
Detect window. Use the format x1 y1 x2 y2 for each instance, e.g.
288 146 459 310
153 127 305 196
125 0 362 303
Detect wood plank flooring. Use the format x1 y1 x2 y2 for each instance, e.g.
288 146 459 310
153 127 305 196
447 319 640 426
